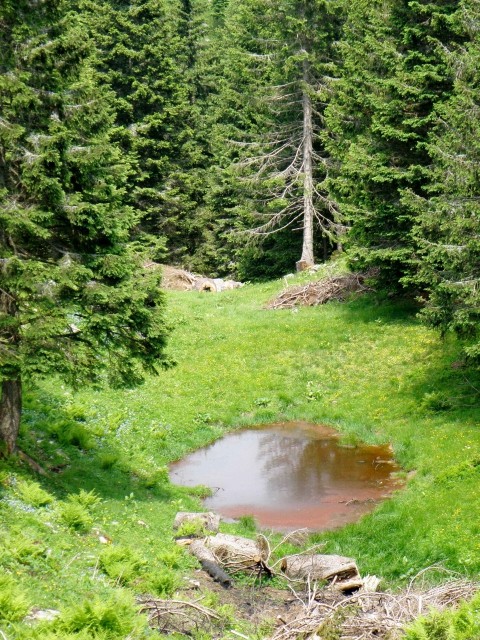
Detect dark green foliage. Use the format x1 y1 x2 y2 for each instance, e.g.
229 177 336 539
82 0 211 266
0 0 170 450
407 1 480 362
326 0 460 290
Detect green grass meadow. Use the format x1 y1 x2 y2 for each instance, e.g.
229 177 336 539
2 263 480 638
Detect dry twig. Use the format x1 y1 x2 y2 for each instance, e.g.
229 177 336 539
267 273 371 310
268 570 480 640
138 596 220 636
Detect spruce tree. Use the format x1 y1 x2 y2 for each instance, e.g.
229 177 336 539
0 0 169 454
408 0 480 360
326 0 459 289
82 0 209 266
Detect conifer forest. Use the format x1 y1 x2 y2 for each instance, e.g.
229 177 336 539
2 2 480 640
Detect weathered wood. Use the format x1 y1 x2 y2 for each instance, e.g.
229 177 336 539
194 278 217 292
295 260 310 272
173 512 220 533
280 554 362 592
205 533 273 576
360 575 381 593
189 540 233 588
299 72 315 269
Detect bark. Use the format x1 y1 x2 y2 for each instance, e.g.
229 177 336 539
0 378 22 455
300 71 315 269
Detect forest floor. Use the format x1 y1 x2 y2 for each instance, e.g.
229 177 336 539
2 258 480 639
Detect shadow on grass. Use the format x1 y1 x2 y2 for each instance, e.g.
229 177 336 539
9 386 178 504
338 292 421 325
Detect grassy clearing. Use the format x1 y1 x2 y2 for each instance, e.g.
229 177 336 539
2 261 480 637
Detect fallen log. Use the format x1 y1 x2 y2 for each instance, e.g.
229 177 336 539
280 554 362 592
204 533 273 577
189 540 233 588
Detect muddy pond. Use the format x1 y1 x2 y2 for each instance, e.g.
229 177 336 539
169 422 402 531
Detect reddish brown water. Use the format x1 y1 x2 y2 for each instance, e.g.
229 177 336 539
169 422 402 532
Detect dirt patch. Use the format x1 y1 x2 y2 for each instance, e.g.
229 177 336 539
181 568 300 629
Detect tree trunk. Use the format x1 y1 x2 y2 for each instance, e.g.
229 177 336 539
0 379 22 455
299 77 315 269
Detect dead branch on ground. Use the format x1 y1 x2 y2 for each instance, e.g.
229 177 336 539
267 273 372 309
138 596 220 636
268 572 480 640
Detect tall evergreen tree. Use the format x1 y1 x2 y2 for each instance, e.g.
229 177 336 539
326 0 460 289
82 0 208 264
185 0 278 278
0 0 169 454
408 0 480 360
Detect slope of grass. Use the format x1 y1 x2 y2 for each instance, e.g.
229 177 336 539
2 261 480 638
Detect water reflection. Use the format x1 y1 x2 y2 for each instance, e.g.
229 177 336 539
169 422 401 531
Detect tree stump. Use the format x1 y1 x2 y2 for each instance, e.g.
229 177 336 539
204 533 272 576
280 554 362 592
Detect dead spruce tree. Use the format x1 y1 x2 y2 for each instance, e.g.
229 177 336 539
230 0 343 270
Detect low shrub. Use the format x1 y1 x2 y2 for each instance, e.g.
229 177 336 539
58 502 92 532
143 569 178 597
157 547 183 569
5 534 47 565
16 479 54 508
0 574 30 622
53 592 146 638
99 546 145 586
59 423 94 450
420 391 452 413
404 592 480 640
67 489 101 509
98 452 119 470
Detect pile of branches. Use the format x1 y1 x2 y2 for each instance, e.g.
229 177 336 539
138 596 221 636
157 264 196 291
269 576 480 640
267 273 371 310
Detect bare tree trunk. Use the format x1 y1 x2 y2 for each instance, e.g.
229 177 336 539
0 378 22 455
298 75 315 271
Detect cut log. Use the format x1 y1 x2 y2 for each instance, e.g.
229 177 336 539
194 278 217 292
280 554 362 592
204 533 273 576
189 540 233 588
173 512 220 533
360 575 381 593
